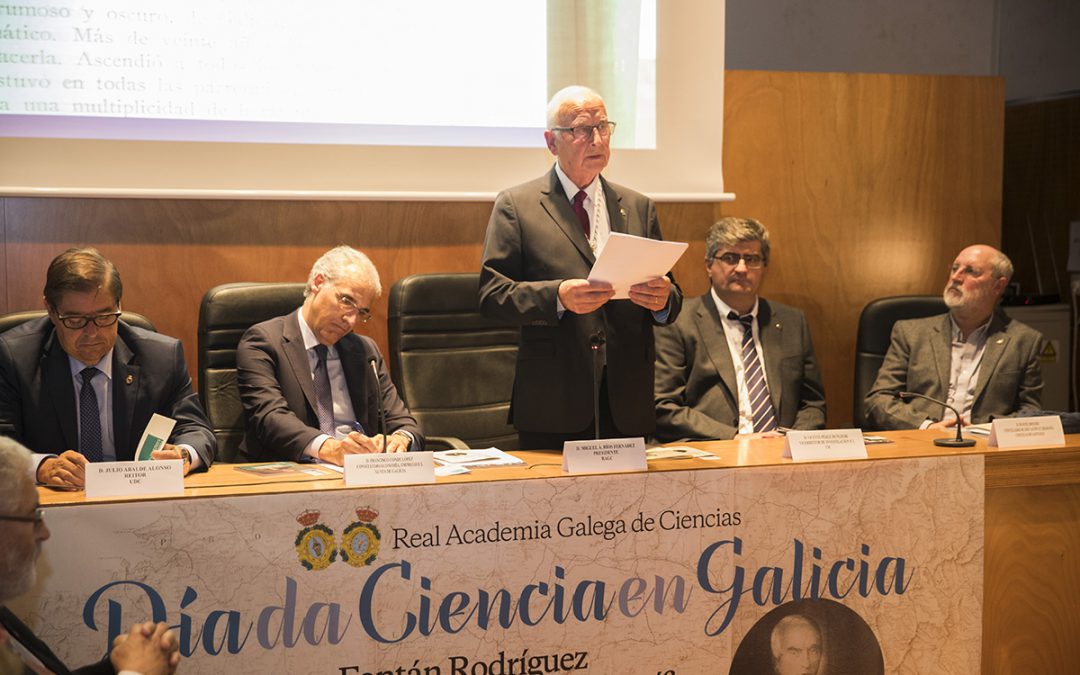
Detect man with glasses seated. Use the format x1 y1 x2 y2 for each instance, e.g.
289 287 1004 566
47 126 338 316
236 246 423 465
0 248 216 487
480 85 682 449
653 218 826 441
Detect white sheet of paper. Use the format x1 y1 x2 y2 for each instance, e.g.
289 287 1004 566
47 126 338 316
85 460 184 498
783 429 868 462
988 415 1065 448
562 437 647 474
135 413 176 461
344 451 436 487
587 232 688 299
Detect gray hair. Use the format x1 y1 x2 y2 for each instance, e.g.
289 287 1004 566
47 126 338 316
546 85 605 129
705 217 772 264
304 246 382 299
989 248 1014 283
0 436 33 513
770 614 822 662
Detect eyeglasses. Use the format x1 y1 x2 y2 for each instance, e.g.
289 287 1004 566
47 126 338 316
336 293 372 323
0 508 44 525
712 253 765 269
55 311 122 330
550 121 617 141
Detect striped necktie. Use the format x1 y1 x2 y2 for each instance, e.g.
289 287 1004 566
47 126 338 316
312 345 335 436
729 312 777 432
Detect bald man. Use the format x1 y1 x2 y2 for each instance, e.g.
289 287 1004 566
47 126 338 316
865 244 1045 430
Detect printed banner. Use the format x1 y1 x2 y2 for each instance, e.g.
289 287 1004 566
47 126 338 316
18 455 983 673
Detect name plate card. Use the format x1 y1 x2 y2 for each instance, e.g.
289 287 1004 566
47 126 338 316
783 429 868 462
562 437 647 474
344 451 435 487
85 460 184 499
988 415 1065 448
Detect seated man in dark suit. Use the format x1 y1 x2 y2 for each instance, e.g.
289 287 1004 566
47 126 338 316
0 436 180 674
0 248 216 488
237 246 424 465
865 244 1044 430
654 218 826 441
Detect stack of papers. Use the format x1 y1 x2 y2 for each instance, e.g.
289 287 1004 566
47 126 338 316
433 448 526 468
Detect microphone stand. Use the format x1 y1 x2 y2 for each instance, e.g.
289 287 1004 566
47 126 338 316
369 357 388 451
589 331 606 440
897 391 976 447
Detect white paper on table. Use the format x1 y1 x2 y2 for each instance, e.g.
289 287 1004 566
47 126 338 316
587 232 689 299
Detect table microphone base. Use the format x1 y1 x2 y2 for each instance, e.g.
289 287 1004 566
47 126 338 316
934 437 976 447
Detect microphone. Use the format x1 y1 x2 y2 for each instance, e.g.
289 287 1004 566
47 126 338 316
589 330 606 440
369 357 388 451
896 392 975 447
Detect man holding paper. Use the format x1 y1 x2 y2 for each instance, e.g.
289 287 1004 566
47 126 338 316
864 244 1044 430
654 218 826 441
0 248 216 488
237 246 424 465
479 85 682 449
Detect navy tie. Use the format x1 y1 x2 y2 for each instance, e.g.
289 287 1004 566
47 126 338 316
572 190 591 238
79 367 104 462
729 312 777 433
312 345 335 436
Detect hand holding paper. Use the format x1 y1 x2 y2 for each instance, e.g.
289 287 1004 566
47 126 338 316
628 275 672 312
558 278 615 314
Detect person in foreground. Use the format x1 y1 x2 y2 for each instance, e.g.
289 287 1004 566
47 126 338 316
864 244 1044 430
0 248 216 488
479 84 682 449
771 614 823 675
0 436 180 674
237 246 424 465
653 218 826 441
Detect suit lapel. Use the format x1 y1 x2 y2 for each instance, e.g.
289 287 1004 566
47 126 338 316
337 335 373 432
695 297 739 403
972 313 1010 406
540 167 596 264
601 176 628 235
112 336 138 460
758 300 785 414
42 333 79 451
282 314 318 419
0 605 74 675
928 315 952 399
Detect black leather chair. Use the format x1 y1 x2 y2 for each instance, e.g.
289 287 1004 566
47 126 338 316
0 309 156 335
853 295 947 428
388 273 520 450
198 282 306 461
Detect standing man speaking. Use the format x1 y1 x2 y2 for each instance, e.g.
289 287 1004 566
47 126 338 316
480 85 682 449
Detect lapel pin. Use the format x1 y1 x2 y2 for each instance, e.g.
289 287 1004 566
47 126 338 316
996 339 1004 344
125 374 134 385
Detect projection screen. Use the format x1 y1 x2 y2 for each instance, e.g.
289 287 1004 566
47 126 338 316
0 0 728 200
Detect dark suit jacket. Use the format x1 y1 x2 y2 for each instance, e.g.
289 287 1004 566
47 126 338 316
653 295 826 441
479 168 683 436
236 312 424 461
864 311 1044 430
0 318 216 467
1 605 114 675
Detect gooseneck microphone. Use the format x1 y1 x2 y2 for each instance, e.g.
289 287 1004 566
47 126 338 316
369 357 388 451
589 330 606 440
896 391 976 447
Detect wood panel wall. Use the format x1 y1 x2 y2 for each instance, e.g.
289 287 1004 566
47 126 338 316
0 70 1004 427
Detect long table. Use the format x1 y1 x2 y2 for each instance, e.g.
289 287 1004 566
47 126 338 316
27 430 1080 674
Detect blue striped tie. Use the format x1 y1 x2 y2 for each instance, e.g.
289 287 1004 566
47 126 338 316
79 367 104 462
730 312 777 433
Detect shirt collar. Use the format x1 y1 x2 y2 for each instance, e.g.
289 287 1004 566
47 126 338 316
554 162 600 204
949 313 993 344
68 349 114 381
711 287 759 321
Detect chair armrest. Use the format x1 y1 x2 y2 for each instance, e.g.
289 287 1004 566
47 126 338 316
424 435 470 451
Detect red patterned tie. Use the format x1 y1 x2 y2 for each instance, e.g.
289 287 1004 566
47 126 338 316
572 190 590 238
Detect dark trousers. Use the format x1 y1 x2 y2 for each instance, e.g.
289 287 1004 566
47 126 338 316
517 377 627 450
